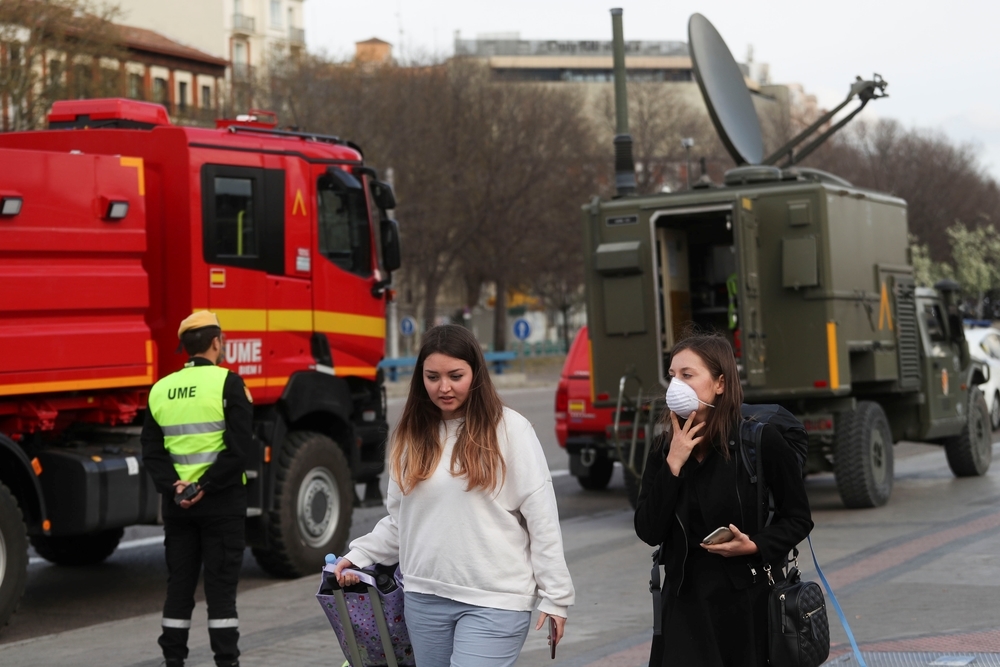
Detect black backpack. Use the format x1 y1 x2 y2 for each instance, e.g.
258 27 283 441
738 404 808 528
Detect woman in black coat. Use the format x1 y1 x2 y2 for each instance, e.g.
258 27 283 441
635 333 813 667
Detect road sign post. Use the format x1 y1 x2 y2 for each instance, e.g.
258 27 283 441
513 318 531 375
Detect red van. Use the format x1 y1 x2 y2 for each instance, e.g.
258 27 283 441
554 326 617 489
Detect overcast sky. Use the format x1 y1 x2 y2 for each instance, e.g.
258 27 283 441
304 0 1000 180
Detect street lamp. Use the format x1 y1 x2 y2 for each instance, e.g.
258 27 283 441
681 137 695 189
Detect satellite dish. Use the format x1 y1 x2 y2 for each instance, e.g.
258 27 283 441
688 13 763 166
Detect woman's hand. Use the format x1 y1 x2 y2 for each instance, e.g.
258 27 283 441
665 411 705 476
332 557 360 586
535 612 566 648
701 524 758 557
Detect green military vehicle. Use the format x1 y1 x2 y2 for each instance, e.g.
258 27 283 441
580 10 992 509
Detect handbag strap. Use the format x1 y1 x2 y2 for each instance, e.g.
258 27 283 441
807 535 867 667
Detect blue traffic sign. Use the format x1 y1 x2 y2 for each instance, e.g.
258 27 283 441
400 316 417 337
513 318 531 341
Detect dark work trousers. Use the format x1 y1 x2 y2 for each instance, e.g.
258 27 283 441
159 512 245 666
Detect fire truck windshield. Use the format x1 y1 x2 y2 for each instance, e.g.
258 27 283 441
317 173 372 276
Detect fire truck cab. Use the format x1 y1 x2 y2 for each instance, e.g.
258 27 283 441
0 99 401 630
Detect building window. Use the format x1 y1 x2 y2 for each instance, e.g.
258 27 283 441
178 81 187 110
202 85 212 109
127 72 144 99
270 0 282 28
49 59 63 88
153 77 168 104
233 41 247 64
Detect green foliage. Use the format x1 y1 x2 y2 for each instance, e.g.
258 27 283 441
945 223 1000 315
909 235 952 287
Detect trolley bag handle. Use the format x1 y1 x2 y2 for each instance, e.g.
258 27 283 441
324 560 400 667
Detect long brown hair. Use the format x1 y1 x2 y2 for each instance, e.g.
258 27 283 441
391 324 506 494
661 332 743 459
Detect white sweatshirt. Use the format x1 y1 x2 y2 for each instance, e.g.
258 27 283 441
344 407 575 617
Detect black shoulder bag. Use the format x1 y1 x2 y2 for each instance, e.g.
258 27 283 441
744 420 830 667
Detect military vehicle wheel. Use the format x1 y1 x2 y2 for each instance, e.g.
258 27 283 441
624 467 641 509
990 390 1000 432
253 431 353 578
833 401 894 508
943 388 992 477
0 482 28 632
576 455 614 490
30 528 124 566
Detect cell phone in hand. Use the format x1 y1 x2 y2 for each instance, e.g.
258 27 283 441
702 526 734 545
549 616 557 659
174 482 201 505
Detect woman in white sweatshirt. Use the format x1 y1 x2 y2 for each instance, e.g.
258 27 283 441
333 324 575 666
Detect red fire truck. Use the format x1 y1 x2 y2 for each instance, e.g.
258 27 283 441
0 99 401 630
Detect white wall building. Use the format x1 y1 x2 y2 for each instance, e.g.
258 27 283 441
115 0 306 106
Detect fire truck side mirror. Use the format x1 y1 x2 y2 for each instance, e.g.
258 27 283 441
381 218 401 273
370 180 396 211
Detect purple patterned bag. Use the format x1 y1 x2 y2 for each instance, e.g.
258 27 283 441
316 558 415 667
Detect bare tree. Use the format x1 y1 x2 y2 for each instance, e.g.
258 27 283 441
0 0 124 131
805 119 1000 263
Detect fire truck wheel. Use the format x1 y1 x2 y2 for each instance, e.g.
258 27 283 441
944 387 992 478
833 401 894 509
624 467 641 509
576 455 614 491
0 482 29 632
253 431 353 578
29 528 124 566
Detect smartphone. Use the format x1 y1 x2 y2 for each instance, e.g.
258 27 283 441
549 616 557 659
702 526 734 545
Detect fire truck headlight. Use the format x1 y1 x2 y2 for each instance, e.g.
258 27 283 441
1 196 23 216
105 201 129 220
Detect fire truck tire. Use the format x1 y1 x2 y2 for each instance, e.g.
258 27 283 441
624 467 641 509
833 401 894 509
576 456 614 490
29 528 124 566
0 482 28 632
252 431 353 578
944 387 992 478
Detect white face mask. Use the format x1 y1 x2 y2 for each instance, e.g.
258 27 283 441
665 378 715 417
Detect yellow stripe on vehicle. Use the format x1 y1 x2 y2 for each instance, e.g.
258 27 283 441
0 372 153 397
313 311 386 339
213 309 268 331
268 309 312 331
119 156 145 196
826 321 840 390
206 309 385 339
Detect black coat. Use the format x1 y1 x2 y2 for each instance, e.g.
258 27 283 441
634 422 813 667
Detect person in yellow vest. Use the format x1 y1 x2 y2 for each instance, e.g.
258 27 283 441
141 311 253 667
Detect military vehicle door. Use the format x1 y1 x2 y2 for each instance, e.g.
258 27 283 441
735 198 766 386
917 293 960 424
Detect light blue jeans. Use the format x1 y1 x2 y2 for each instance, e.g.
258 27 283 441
403 592 531 667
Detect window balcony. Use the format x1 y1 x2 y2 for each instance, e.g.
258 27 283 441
232 13 255 35
289 27 305 45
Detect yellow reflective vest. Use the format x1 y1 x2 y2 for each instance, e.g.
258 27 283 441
148 364 229 483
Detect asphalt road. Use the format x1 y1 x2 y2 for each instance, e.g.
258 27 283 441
4 383 1000 667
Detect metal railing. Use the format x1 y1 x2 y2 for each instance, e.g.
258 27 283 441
288 27 305 44
232 13 255 34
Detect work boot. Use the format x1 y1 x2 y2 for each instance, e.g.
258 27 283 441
161 661 184 667
215 661 239 667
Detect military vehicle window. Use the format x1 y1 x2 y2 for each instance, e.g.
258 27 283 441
317 171 371 277
213 177 258 258
922 304 947 343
